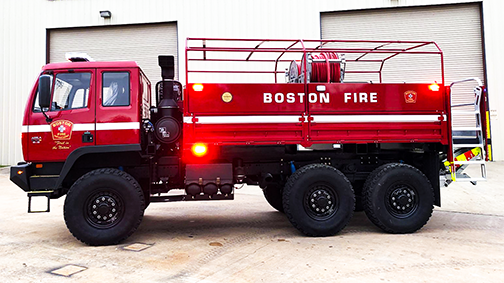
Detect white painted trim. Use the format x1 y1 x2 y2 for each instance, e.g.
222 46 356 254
312 115 445 123
73 123 95 131
183 114 446 124
22 122 139 133
25 125 50 133
184 115 301 124
96 122 140 130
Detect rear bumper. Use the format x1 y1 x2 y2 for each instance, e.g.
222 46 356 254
10 163 32 192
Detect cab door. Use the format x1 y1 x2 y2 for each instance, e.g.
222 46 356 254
27 70 96 162
95 68 140 145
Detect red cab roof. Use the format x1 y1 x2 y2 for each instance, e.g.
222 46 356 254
42 61 139 70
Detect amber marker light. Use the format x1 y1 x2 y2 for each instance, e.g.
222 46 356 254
192 84 204 92
191 143 208 157
429 83 440 91
17 170 23 175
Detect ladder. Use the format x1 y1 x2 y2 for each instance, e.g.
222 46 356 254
448 78 487 184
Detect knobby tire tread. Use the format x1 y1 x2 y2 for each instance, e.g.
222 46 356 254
363 163 434 234
283 163 354 237
64 168 145 246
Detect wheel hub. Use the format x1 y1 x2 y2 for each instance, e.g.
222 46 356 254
305 186 338 220
86 192 122 228
388 186 416 215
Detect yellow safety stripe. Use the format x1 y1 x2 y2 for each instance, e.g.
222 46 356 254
444 147 482 176
486 111 491 139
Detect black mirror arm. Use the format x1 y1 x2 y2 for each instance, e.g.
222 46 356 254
41 109 52 123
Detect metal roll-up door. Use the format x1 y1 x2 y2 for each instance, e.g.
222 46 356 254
49 22 178 86
321 3 485 127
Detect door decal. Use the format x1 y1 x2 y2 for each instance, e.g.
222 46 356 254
50 120 74 141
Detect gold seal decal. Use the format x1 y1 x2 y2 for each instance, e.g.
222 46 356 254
404 90 417 103
222 92 233 103
50 120 74 140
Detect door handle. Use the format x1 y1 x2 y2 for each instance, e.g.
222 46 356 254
82 131 93 143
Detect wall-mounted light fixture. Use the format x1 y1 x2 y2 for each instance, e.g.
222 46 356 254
100 10 112 18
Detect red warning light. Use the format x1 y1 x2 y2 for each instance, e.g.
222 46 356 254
191 143 208 157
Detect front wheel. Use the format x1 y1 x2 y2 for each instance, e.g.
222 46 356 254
64 168 145 246
363 163 434 234
283 164 355 236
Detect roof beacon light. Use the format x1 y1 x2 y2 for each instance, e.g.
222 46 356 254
429 83 440 92
65 52 95 62
192 143 208 157
192 84 204 92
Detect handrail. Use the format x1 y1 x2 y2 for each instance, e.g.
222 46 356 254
185 38 444 83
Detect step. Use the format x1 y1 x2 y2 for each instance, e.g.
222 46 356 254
451 110 479 115
452 144 484 148
452 127 482 131
454 177 487 182
453 160 485 165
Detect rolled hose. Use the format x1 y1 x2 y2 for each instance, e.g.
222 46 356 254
310 52 341 83
289 52 341 83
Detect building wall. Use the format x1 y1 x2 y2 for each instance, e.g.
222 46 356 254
1 0 503 164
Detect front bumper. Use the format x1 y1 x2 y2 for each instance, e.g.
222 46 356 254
10 163 32 192
10 163 61 198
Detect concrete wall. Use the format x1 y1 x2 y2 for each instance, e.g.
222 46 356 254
1 0 502 164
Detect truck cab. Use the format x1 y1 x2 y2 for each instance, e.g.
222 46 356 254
13 60 152 196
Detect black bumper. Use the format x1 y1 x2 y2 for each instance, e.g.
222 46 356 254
10 163 32 192
11 163 62 199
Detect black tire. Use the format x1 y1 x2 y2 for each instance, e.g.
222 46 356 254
363 163 434 234
64 168 145 246
283 164 355 236
263 183 284 212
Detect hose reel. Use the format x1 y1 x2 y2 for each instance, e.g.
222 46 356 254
286 52 346 83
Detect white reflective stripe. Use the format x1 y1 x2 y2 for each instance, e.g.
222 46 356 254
22 122 139 133
183 114 446 124
312 115 445 123
25 125 50 133
73 123 95 131
184 116 301 124
96 122 139 130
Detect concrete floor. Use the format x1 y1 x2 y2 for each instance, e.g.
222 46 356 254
0 163 503 282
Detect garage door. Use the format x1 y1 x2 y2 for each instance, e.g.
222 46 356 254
321 3 485 126
48 22 178 87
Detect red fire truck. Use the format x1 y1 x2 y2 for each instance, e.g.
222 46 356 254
10 38 491 246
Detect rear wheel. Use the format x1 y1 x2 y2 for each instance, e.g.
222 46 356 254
263 183 284 212
363 163 434 233
283 164 355 236
64 168 145 246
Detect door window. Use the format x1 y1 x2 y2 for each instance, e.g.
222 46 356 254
102 72 130 107
51 73 91 111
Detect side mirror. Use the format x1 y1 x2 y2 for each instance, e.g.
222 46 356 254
38 74 52 109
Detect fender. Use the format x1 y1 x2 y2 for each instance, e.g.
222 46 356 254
55 144 142 189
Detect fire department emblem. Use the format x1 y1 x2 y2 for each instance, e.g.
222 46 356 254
50 120 73 140
404 90 417 103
